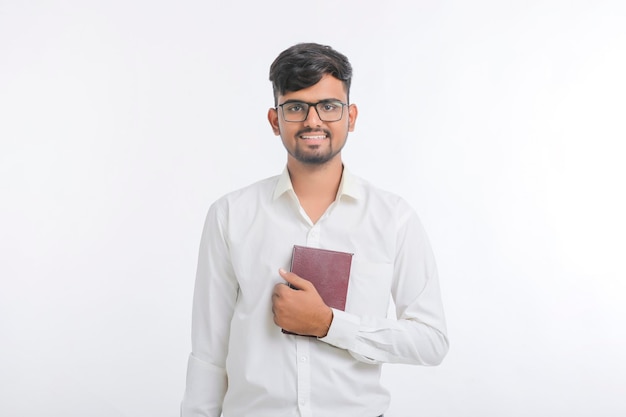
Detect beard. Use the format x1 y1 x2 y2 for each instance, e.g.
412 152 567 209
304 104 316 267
288 129 346 165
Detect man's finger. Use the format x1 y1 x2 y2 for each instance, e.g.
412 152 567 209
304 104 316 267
278 268 311 290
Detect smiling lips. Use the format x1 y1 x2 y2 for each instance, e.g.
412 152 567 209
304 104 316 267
300 134 327 140
299 130 329 143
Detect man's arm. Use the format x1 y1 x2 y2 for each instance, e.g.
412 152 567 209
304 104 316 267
271 202 448 366
181 202 238 417
323 204 448 365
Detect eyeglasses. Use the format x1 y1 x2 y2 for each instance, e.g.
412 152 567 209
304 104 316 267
276 100 347 122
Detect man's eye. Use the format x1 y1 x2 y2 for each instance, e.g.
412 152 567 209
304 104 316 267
322 104 337 111
286 104 305 112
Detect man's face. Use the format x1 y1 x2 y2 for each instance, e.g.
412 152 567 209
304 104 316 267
268 74 358 166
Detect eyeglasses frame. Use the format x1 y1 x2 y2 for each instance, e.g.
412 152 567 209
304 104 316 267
275 99 348 122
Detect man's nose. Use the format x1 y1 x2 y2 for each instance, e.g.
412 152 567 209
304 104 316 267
304 105 322 126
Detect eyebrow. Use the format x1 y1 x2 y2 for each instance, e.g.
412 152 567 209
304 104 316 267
279 98 344 105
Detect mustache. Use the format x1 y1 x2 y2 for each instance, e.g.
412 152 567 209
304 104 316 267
296 128 331 137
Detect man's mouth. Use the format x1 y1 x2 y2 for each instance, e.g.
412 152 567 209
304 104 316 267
298 130 329 141
300 134 327 140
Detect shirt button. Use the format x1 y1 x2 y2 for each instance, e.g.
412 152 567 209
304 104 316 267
300 399 306 405
300 356 308 362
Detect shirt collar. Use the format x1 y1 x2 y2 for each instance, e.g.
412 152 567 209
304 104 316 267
272 165 363 201
336 166 362 200
273 167 294 200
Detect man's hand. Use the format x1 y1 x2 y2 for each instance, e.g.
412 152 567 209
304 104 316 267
272 268 333 337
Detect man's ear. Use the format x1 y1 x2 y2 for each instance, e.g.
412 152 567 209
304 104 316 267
347 103 358 132
268 108 281 136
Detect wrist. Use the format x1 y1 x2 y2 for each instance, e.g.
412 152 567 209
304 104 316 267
317 307 333 338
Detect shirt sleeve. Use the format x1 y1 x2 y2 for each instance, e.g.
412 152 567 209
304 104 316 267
181 201 238 417
319 202 449 366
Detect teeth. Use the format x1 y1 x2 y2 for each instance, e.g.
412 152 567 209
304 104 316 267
301 135 326 139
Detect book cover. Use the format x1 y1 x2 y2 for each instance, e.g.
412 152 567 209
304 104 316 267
290 245 353 311
281 245 353 335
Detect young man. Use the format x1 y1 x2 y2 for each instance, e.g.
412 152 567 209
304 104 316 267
181 43 449 417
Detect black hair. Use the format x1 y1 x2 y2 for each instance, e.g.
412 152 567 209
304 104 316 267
269 43 353 106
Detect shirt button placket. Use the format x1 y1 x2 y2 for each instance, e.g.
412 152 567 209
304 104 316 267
298 224 318 417
307 225 320 247
296 337 312 417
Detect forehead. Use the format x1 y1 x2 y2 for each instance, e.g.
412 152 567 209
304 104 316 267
278 74 348 103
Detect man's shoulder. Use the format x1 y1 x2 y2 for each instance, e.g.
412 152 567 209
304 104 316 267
349 171 412 208
350 173 428 238
212 174 280 208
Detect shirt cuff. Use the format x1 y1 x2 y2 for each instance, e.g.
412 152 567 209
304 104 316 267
318 308 360 349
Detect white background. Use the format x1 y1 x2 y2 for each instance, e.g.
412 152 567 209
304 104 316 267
1 1 625 416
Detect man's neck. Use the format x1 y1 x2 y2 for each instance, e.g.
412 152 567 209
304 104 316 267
286 157 343 223
287 157 343 198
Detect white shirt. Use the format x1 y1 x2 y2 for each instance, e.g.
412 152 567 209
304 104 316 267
181 167 449 417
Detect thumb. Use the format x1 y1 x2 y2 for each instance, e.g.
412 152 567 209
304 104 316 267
278 268 311 290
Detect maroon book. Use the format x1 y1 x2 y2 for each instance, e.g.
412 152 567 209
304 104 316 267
282 245 353 335
290 245 353 310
